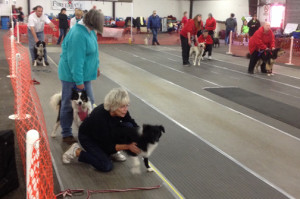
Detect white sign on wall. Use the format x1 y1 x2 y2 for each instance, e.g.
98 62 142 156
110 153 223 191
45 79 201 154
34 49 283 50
51 0 83 10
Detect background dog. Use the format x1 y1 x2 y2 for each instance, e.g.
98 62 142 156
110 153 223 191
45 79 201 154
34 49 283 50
213 38 220 48
112 124 165 174
33 41 46 67
189 42 205 66
50 89 93 137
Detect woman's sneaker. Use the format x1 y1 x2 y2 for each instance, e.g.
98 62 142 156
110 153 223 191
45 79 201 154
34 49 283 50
111 151 126 162
62 143 80 163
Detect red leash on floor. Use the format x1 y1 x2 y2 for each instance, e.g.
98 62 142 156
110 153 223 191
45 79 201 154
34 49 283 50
56 185 162 198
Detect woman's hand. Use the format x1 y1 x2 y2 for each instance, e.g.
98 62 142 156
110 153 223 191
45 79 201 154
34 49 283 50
97 68 100 77
76 84 84 90
128 142 141 154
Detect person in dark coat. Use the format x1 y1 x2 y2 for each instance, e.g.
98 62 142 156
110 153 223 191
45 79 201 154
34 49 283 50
225 13 237 44
247 14 261 37
17 7 24 22
62 88 141 172
248 22 275 74
147 10 161 45
57 8 69 45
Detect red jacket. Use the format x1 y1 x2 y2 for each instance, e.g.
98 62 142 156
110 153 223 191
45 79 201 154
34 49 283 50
248 26 275 54
205 17 216 31
180 19 203 38
181 16 188 26
198 34 213 45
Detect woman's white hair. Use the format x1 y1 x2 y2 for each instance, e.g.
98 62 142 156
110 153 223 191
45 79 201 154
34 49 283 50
104 88 130 112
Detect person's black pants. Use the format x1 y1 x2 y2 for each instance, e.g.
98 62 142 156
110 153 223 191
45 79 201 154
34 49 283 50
208 30 214 40
180 35 190 64
197 30 202 37
248 50 267 73
203 44 212 57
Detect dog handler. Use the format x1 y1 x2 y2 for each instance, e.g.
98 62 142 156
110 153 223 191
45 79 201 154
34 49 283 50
180 14 203 66
58 9 103 145
198 30 213 60
248 22 275 74
27 5 56 66
205 13 216 40
62 88 141 171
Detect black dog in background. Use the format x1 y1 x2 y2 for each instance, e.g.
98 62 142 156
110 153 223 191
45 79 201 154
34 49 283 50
33 41 46 66
112 124 165 173
213 38 220 48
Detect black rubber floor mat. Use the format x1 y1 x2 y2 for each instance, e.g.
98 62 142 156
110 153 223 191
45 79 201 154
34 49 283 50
205 87 300 129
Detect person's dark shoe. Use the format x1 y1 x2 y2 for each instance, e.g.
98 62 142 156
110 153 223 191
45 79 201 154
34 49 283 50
45 61 49 66
152 42 155 45
183 62 190 66
261 70 267 73
156 42 160 45
248 71 254 74
62 136 77 145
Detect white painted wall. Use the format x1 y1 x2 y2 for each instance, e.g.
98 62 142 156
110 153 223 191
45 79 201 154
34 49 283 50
193 0 249 33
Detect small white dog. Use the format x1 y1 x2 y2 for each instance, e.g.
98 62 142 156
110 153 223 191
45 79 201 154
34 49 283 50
50 89 93 137
189 42 205 66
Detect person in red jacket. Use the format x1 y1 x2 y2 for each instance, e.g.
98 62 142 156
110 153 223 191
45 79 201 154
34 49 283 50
248 22 275 74
180 14 202 66
181 11 188 29
205 13 216 40
198 29 214 59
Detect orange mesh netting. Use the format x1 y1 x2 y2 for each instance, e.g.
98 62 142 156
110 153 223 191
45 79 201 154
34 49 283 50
3 31 56 199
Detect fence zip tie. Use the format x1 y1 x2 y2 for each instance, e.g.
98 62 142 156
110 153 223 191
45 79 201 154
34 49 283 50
56 189 85 198
86 185 162 199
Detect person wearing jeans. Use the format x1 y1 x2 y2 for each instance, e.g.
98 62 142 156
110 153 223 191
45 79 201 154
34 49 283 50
225 13 237 45
147 10 161 45
62 88 141 171
27 5 56 66
57 8 69 45
58 9 103 144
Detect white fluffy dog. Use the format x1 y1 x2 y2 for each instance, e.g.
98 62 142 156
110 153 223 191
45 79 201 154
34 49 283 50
189 42 205 66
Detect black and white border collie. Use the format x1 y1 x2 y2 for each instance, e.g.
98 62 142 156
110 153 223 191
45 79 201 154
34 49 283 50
113 124 165 174
33 40 46 67
50 89 93 137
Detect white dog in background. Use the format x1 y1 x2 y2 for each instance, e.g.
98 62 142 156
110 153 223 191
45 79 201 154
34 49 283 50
189 42 205 66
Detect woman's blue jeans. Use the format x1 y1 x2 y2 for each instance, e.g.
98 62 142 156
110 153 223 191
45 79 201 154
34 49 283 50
60 80 94 138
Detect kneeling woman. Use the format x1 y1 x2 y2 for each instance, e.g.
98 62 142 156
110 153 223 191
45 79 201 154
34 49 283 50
62 88 141 172
198 29 213 60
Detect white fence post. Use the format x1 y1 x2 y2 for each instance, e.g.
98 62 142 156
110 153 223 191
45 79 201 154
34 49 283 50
10 35 16 77
285 36 294 65
17 22 20 43
26 130 40 199
226 30 233 54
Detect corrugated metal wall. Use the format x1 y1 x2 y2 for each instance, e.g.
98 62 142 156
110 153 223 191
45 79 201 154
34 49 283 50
285 0 300 25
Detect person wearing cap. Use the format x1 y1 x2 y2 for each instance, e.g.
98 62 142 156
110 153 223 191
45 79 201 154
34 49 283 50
58 9 103 144
248 22 275 74
198 29 214 60
247 13 261 37
147 10 161 45
180 14 203 66
205 13 216 40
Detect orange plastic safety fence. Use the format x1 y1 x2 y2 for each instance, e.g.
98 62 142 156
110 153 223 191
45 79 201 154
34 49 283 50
3 31 56 199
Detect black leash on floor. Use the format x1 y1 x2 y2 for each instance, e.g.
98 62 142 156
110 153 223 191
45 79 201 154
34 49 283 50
56 185 162 198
